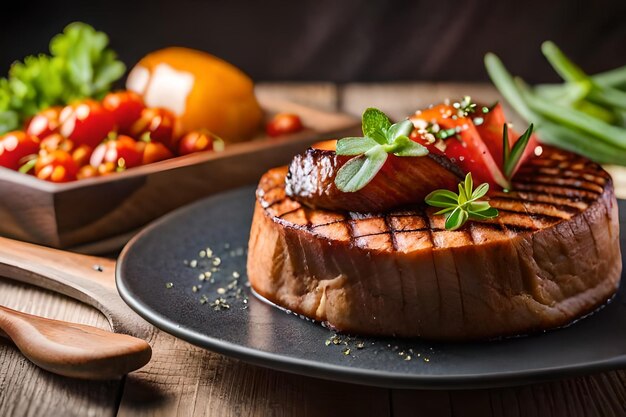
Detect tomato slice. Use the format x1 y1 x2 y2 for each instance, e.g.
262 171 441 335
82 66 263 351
474 103 539 175
410 104 510 189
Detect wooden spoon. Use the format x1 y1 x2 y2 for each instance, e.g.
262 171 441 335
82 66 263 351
0 304 152 380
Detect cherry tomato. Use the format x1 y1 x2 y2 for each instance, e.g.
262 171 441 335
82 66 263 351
35 150 78 182
77 165 99 180
266 113 303 137
60 100 116 148
102 91 145 133
72 144 93 167
90 135 142 175
130 108 178 151
178 130 216 155
0 131 40 170
26 107 62 139
40 133 74 154
137 140 174 164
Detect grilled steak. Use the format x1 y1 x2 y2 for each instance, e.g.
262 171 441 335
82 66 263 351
248 147 622 340
285 142 462 213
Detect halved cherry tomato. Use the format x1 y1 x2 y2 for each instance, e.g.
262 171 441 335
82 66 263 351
410 104 509 189
137 140 173 165
130 108 178 151
60 100 116 148
40 133 74 154
0 131 40 170
178 130 216 155
26 107 62 139
90 135 143 175
35 150 78 182
474 103 539 175
266 113 303 137
103 91 145 133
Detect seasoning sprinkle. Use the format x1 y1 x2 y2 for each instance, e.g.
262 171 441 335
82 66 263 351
165 282 174 289
189 260 198 268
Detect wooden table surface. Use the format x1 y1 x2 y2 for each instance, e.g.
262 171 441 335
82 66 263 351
1 83 625 417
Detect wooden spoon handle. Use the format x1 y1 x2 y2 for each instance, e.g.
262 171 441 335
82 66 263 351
0 236 152 339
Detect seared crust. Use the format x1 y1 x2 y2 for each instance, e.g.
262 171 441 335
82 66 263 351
247 147 622 340
285 147 462 213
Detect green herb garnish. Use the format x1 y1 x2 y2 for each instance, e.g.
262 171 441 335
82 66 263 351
425 173 498 231
0 22 125 135
503 123 534 179
334 108 428 192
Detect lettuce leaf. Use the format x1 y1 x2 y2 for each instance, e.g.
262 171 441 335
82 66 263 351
0 22 125 134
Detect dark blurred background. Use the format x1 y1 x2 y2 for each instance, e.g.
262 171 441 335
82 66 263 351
2 0 625 83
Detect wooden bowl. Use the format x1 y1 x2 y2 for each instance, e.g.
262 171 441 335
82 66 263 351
0 98 358 250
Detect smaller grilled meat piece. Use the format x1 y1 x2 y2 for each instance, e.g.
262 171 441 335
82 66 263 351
285 142 462 213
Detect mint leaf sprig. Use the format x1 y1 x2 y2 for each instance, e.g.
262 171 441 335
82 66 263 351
425 173 498 230
334 108 428 192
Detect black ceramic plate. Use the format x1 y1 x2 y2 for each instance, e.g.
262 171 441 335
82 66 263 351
116 186 626 389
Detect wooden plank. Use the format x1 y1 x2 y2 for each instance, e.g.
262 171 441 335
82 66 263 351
117 330 390 417
0 276 121 417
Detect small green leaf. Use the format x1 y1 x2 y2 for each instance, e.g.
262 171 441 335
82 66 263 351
362 108 391 145
458 183 468 204
468 207 499 219
504 123 533 178
336 136 378 155
387 119 413 142
425 189 459 208
464 173 473 200
392 136 428 157
468 201 491 212
435 206 457 215
471 183 489 200
335 147 388 192
445 207 469 231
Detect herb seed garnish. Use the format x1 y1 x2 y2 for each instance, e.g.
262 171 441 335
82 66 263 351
165 282 174 289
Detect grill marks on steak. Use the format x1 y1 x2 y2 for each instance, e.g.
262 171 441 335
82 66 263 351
261 148 606 252
249 147 620 340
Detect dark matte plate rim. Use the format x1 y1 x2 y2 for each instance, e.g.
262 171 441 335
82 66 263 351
115 191 626 390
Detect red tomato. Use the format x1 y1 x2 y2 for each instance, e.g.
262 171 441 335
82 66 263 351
40 133 74 154
474 103 539 175
102 91 145 133
130 108 178 151
266 113 303 137
0 131 40 170
60 100 116 148
137 140 174 164
26 107 62 139
178 131 216 155
410 104 509 189
35 150 78 182
90 135 143 175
